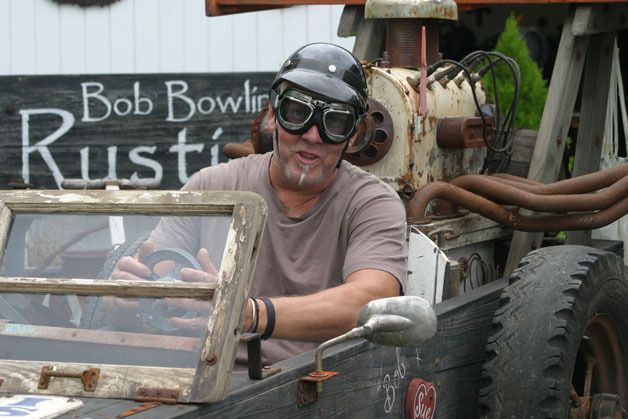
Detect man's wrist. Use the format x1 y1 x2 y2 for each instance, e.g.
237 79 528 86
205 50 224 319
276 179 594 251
260 297 275 340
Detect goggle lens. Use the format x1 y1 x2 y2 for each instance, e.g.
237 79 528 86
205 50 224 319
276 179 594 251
276 90 358 144
324 110 355 137
279 97 313 126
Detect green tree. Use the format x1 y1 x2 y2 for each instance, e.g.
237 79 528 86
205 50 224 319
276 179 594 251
483 14 548 130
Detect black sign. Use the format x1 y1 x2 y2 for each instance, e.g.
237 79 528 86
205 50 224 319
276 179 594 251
0 73 274 189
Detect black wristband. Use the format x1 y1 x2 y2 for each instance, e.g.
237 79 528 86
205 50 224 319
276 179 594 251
251 297 260 333
260 297 275 340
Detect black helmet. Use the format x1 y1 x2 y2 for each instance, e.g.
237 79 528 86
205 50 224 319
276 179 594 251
270 43 368 114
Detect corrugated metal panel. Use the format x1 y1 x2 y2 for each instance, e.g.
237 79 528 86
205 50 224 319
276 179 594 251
0 0 355 75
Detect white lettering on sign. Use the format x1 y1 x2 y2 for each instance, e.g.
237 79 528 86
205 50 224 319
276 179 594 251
20 108 74 188
81 79 268 122
16 78 269 188
169 128 204 184
412 382 436 419
82 81 156 122
129 146 163 183
379 348 407 414
211 126 224 167
134 81 153 115
81 82 112 122
166 80 197 122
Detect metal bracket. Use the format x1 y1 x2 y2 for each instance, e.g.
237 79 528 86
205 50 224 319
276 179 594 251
240 332 281 379
297 371 339 407
38 366 100 391
135 387 180 404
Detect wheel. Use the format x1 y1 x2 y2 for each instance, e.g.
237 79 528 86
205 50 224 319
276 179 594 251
479 245 628 418
136 248 203 332
78 232 150 329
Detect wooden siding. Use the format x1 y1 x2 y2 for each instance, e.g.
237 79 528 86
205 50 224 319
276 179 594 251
0 0 354 75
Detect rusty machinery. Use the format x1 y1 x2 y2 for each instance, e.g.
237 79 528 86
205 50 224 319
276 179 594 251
224 0 627 283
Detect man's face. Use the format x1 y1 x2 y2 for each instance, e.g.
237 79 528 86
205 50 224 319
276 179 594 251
268 95 355 190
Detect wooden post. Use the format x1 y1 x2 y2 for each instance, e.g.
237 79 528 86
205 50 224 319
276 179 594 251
504 7 589 275
565 31 616 245
338 5 385 62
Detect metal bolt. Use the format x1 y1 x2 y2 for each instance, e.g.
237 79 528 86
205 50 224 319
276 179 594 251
206 353 218 365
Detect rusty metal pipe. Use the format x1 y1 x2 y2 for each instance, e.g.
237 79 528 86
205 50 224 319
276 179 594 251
449 174 628 212
491 164 628 194
407 181 628 232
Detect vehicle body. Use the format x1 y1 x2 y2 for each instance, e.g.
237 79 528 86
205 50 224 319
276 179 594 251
0 0 627 418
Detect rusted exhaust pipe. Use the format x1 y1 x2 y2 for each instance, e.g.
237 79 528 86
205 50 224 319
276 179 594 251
408 179 628 232
449 174 628 212
491 164 628 194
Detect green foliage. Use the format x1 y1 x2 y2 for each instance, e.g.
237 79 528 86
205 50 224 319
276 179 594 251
482 14 548 130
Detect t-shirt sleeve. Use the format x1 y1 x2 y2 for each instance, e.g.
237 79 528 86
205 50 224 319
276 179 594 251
148 172 205 253
342 185 408 292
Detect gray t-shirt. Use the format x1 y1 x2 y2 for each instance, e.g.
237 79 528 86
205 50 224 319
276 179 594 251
152 152 408 365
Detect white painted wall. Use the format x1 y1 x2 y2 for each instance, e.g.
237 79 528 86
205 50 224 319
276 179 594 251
0 0 354 75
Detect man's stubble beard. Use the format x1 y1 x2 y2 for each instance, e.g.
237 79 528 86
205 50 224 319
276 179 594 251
276 149 326 188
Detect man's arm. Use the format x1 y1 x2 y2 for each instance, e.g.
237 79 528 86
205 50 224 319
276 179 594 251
245 268 401 342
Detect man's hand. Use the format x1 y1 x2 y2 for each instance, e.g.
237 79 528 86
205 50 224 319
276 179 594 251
110 240 155 281
103 240 155 327
167 248 218 331
104 243 218 333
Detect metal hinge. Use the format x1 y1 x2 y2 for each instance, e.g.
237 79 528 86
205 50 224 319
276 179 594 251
135 387 180 404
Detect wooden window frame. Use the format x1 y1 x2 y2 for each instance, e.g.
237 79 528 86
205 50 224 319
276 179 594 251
0 190 266 403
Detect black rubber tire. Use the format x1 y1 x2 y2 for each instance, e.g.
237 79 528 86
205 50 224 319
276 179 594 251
479 245 628 418
78 232 151 329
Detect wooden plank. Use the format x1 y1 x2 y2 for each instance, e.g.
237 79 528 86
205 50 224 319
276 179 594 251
306 5 333 43
233 12 258 71
1 323 200 351
134 0 160 72
0 277 216 298
208 15 234 72
109 0 135 73
183 0 211 72
0 1 9 74
282 5 308 58
10 0 36 75
0 359 194 401
159 0 185 73
0 73 274 189
59 3 86 74
256 9 284 71
205 0 628 16
0 189 265 213
566 32 616 245
505 8 589 275
84 6 111 74
572 3 628 35
34 0 61 74
192 201 266 402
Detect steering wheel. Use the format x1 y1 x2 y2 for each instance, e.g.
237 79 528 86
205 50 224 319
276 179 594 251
137 248 204 333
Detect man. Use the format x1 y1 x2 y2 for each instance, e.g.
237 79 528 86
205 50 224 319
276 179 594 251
115 43 408 365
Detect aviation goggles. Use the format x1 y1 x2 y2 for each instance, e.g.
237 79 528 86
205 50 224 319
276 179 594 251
276 89 361 144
